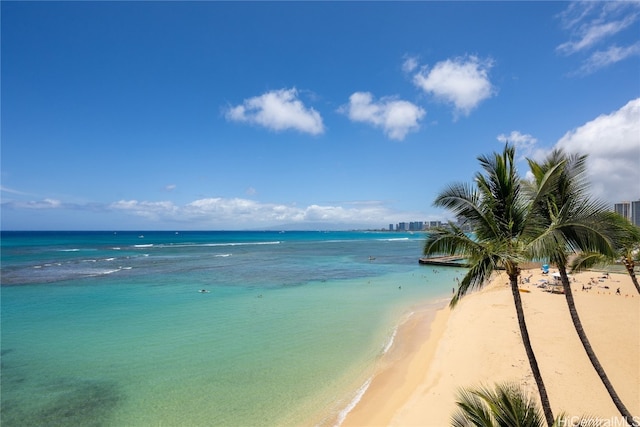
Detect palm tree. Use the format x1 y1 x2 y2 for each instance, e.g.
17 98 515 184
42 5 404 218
452 383 593 427
618 226 640 294
451 383 544 427
527 150 638 427
424 144 556 426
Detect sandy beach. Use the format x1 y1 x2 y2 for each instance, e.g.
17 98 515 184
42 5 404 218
342 268 640 426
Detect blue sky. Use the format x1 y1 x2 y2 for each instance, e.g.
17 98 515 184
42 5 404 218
2 1 639 230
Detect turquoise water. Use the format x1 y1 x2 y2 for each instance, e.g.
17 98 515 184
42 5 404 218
1 231 464 426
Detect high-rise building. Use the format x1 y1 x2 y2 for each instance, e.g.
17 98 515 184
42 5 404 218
614 202 631 221
614 200 640 227
632 200 640 227
409 221 424 231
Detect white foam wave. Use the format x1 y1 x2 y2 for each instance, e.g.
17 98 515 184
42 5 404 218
334 378 372 427
382 312 415 354
378 237 409 241
215 254 232 257
89 269 122 277
178 241 280 248
131 241 280 249
382 328 397 354
59 248 80 252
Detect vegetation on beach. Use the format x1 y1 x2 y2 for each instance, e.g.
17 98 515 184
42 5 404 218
452 382 597 427
452 382 544 427
424 145 556 425
425 144 638 427
527 150 638 426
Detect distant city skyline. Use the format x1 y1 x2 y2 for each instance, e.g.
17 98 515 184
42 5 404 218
390 221 443 232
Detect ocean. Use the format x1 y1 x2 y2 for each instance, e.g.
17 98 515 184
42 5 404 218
0 230 464 426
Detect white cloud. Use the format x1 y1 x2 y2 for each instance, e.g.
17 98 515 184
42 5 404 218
105 196 402 228
165 184 177 192
402 56 419 73
412 55 494 117
0 186 31 196
556 1 598 31
576 42 640 75
182 197 390 225
497 131 538 159
33 199 62 209
110 200 179 219
556 13 637 55
554 98 640 204
340 92 425 141
1 198 64 210
556 2 640 74
2 192 420 229
225 88 324 135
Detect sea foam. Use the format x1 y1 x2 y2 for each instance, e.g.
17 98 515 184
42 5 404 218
334 378 372 427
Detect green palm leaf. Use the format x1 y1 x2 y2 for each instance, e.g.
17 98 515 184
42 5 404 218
451 383 544 427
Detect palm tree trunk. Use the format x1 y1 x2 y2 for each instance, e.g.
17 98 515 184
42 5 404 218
627 268 640 295
509 275 555 427
622 259 640 295
558 266 639 426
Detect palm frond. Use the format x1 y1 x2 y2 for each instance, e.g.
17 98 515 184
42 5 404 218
451 387 494 427
478 383 543 427
423 223 479 258
434 183 498 241
569 252 608 273
452 383 544 427
451 255 497 307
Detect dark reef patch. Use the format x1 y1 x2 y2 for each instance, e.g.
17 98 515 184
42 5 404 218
1 377 122 427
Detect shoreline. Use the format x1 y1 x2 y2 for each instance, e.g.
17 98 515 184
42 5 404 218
341 269 640 426
340 299 451 427
339 301 450 427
